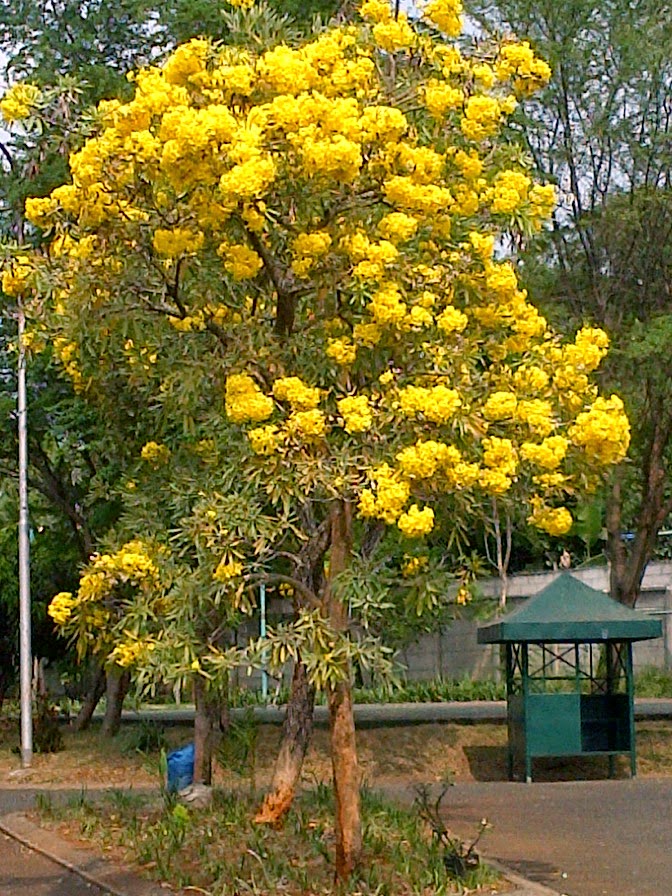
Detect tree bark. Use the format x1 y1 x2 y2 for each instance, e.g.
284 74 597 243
255 658 316 824
326 500 361 879
254 514 330 823
607 407 672 608
101 667 129 737
73 662 106 732
193 676 219 785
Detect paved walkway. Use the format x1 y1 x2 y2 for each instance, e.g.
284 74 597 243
0 829 110 896
390 777 672 896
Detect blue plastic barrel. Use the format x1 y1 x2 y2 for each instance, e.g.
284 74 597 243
166 742 195 792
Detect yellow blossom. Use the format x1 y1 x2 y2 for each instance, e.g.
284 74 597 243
337 395 374 433
272 376 321 410
141 441 171 464
48 592 76 626
225 374 274 423
398 504 435 537
1 82 41 121
214 558 244 580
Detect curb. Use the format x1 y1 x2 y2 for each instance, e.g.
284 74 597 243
115 697 672 727
485 856 564 896
0 811 166 896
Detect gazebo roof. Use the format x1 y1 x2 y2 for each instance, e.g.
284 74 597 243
477 572 662 644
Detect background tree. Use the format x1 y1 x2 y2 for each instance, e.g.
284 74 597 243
468 0 672 605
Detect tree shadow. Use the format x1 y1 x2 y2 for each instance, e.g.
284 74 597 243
464 745 630 782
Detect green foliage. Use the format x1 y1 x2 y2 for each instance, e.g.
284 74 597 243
32 693 64 753
635 667 672 700
217 708 259 790
121 719 168 754
36 783 501 894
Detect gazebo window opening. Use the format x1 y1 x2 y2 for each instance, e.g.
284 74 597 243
512 643 629 696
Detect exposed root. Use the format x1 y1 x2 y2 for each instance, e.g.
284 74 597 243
254 786 295 826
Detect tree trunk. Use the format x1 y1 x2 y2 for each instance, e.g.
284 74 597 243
607 413 672 609
73 662 106 732
328 676 361 879
255 658 316 824
193 676 219 785
326 500 361 879
101 667 129 737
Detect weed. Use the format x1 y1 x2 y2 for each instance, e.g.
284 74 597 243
414 783 490 883
34 791 55 817
121 720 167 755
216 709 259 793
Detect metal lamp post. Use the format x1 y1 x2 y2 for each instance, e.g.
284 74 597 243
17 298 32 767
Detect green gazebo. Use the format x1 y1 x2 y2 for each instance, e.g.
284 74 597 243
477 573 662 782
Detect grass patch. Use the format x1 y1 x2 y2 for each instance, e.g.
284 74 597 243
38 783 501 895
635 667 672 698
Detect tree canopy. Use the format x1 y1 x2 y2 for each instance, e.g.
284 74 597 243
2 0 632 875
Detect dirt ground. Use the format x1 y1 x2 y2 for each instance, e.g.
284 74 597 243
1 717 671 791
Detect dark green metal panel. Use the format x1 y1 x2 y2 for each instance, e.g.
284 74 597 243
478 573 662 644
580 694 631 752
526 693 582 756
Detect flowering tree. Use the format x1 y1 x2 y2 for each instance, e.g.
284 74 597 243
5 0 631 876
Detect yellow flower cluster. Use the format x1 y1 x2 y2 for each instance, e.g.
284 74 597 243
398 384 462 423
378 212 419 244
83 541 160 593
423 0 463 38
461 95 502 141
368 281 407 326
483 391 517 421
48 592 76 626
153 228 204 257
287 409 327 440
490 170 531 214
219 242 263 280
562 326 609 372
482 436 517 476
248 424 281 455
327 337 358 365
109 638 155 668
53 337 85 392
225 374 274 423
496 42 552 95
396 439 455 479
569 395 631 465
291 230 332 276
516 399 554 436
423 78 463 118
402 554 428 577
338 395 373 433
0 82 41 121
272 376 321 409
520 436 569 470
436 306 468 334
214 558 244 581
527 499 573 537
372 15 417 52
358 463 410 524
397 503 435 537
1 257 32 296
141 441 171 464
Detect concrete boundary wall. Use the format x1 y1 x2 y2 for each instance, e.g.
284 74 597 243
231 561 672 690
